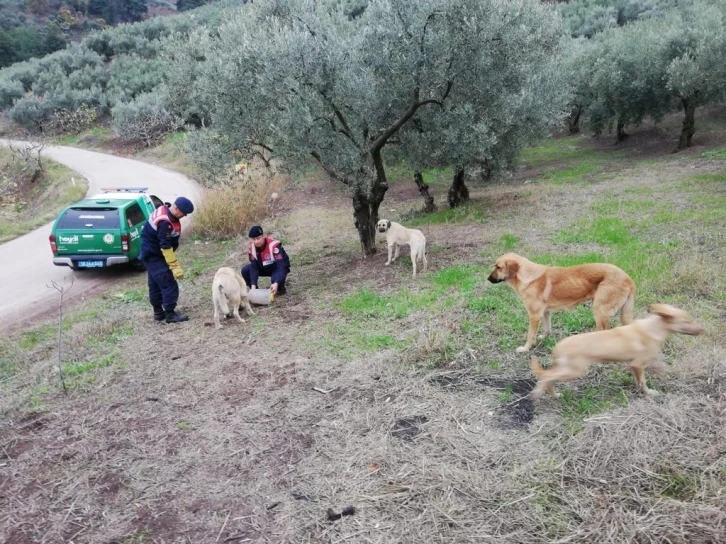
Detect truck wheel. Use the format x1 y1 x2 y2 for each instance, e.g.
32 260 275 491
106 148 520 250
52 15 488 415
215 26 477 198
131 259 146 272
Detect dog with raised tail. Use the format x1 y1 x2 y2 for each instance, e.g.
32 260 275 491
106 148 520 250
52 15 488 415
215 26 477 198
212 267 255 330
529 304 704 399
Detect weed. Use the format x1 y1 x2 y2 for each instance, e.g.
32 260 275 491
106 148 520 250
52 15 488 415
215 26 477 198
498 384 514 403
658 463 698 501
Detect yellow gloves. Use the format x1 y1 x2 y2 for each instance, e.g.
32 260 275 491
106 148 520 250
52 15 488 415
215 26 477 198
161 247 184 280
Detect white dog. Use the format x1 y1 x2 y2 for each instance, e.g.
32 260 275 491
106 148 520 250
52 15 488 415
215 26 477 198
212 267 255 330
377 219 428 277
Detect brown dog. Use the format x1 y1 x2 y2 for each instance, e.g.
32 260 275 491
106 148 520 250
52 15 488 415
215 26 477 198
487 253 636 352
530 304 704 398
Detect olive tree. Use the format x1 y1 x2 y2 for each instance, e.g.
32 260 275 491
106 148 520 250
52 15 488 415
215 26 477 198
180 0 567 255
662 2 726 149
585 1 726 148
393 38 570 204
586 22 673 142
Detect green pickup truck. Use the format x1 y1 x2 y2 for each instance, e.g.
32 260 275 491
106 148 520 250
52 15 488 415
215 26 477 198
49 187 166 271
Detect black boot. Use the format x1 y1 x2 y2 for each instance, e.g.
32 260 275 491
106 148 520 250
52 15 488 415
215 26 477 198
165 310 189 323
153 306 165 322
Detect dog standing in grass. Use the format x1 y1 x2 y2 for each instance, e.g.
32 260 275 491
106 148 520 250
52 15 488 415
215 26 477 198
487 253 636 352
377 219 428 277
212 267 255 330
530 304 704 399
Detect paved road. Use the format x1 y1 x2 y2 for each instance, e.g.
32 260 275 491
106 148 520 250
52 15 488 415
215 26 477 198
0 141 202 331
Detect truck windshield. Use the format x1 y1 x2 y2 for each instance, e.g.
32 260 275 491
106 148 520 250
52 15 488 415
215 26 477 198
56 208 121 229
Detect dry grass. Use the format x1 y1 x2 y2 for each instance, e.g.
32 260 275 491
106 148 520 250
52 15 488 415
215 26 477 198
192 167 287 240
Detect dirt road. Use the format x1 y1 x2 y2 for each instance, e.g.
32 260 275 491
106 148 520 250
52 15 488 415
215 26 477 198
0 140 201 331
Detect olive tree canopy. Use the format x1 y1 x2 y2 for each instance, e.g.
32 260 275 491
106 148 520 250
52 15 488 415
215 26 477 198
179 0 568 254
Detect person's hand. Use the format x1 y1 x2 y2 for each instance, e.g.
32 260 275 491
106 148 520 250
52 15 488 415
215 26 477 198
171 266 184 280
270 283 278 295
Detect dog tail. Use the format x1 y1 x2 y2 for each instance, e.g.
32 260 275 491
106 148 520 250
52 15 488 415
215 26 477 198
216 284 230 315
530 356 545 377
621 282 636 325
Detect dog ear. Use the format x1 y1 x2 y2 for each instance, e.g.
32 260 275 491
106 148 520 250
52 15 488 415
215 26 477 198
386 220 391 229
649 303 677 319
506 260 519 278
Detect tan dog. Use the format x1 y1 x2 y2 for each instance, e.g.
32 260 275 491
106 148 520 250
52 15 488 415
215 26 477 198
530 304 704 398
212 267 255 330
488 253 636 352
377 219 428 277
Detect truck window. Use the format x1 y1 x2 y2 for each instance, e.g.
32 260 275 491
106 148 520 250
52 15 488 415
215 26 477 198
56 208 120 229
125 203 146 227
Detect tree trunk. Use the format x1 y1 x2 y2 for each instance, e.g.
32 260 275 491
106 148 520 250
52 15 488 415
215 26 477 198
677 97 696 150
352 148 389 256
413 170 435 213
448 165 469 208
616 119 628 143
566 106 581 134
353 191 379 256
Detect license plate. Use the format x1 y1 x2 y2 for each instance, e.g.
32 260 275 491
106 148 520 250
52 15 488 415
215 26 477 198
77 260 105 268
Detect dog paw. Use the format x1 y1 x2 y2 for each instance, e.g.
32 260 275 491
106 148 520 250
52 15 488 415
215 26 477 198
515 346 530 353
644 387 660 397
384 262 391 266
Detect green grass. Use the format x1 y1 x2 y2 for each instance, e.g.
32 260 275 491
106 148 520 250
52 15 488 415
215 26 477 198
700 147 726 160
543 161 599 185
675 172 726 189
321 264 493 359
406 202 487 227
385 163 453 186
558 385 629 422
591 197 658 215
498 234 520 250
553 216 635 246
521 136 601 166
427 264 483 295
63 353 120 377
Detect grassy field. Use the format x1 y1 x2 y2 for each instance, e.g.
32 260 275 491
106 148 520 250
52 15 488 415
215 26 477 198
0 146 88 243
1 116 725 543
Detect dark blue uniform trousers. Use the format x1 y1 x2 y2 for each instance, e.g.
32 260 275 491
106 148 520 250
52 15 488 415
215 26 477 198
241 263 286 292
144 257 179 311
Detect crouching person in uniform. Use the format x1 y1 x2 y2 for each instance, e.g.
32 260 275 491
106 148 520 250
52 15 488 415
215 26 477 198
241 225 290 295
140 196 194 323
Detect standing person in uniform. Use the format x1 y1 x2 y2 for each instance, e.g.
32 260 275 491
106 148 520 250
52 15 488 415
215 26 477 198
241 225 290 295
140 196 194 323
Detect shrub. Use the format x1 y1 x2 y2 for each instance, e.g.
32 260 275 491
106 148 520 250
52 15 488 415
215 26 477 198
111 90 181 146
8 97 53 131
193 171 284 240
0 78 23 108
46 103 98 134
